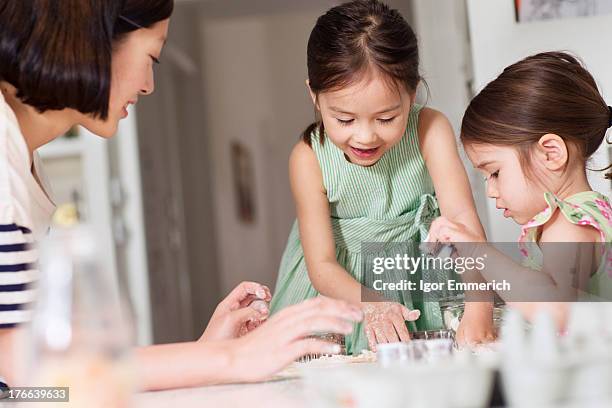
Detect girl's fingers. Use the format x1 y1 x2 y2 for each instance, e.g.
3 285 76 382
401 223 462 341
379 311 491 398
365 326 377 351
382 322 400 344
429 217 466 243
391 314 410 342
401 306 421 322
374 326 386 345
428 217 450 241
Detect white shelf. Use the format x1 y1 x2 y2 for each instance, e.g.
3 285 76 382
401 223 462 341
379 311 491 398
38 137 84 160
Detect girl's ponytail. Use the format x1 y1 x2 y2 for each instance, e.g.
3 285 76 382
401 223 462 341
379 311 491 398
301 121 325 146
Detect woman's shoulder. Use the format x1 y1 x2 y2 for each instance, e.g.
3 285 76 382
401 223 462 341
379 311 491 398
0 93 35 226
0 92 29 162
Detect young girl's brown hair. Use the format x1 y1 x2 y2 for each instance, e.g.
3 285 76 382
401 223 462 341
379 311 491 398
303 0 421 145
461 51 612 180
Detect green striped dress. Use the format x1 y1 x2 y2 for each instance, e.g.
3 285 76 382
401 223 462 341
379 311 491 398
270 104 446 353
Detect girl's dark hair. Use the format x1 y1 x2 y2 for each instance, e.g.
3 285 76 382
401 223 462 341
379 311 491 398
461 51 612 180
0 0 173 120
303 0 420 145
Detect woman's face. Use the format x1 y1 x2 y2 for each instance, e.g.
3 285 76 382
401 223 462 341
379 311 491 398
80 19 170 138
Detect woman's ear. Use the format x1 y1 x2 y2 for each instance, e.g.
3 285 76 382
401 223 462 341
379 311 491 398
305 79 318 108
535 134 568 171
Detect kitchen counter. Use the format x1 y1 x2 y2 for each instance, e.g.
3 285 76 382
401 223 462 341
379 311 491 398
136 379 307 408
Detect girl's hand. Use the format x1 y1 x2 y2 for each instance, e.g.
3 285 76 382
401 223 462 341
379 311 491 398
200 281 272 342
455 305 497 347
426 216 487 259
362 302 421 351
225 296 363 383
428 216 485 244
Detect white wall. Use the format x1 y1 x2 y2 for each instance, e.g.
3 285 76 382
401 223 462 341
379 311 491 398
409 0 491 230
467 0 612 241
199 10 321 295
411 0 472 132
110 109 152 345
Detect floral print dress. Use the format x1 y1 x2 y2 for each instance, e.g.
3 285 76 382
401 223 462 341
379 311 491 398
518 191 612 299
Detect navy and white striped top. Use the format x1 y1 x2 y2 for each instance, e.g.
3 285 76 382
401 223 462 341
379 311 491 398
0 224 38 328
0 91 55 329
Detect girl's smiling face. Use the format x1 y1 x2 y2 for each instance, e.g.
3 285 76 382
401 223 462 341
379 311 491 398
311 72 414 166
466 143 547 225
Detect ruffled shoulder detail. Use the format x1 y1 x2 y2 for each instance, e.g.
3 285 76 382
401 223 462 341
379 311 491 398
519 191 612 276
519 192 611 243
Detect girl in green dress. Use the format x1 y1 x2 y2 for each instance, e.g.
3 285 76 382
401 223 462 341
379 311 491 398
270 0 493 354
428 51 612 330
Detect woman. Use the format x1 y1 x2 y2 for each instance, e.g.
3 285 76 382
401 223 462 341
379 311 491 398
0 0 362 390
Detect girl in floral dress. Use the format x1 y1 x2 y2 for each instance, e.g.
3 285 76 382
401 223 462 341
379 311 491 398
427 52 612 329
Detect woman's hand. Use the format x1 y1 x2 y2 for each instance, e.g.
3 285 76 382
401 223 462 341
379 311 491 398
225 296 363 383
455 304 497 347
362 302 420 351
200 281 272 342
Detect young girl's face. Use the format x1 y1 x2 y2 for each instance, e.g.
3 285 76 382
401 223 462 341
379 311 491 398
80 19 170 138
466 143 547 225
312 73 413 166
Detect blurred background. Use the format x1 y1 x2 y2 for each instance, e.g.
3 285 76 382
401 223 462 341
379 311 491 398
37 0 612 346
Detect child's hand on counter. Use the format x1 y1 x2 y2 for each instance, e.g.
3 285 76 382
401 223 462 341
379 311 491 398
362 302 421 351
455 303 497 346
200 281 271 342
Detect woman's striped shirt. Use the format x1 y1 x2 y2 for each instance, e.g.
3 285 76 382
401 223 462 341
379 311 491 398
0 91 55 328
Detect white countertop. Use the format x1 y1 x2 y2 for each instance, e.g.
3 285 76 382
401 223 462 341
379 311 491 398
135 379 307 408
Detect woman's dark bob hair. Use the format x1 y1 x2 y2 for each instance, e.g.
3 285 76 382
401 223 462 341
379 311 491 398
0 0 173 120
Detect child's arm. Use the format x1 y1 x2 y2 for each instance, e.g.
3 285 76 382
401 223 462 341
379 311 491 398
418 108 496 344
289 141 418 348
418 108 485 238
289 140 363 304
428 213 600 330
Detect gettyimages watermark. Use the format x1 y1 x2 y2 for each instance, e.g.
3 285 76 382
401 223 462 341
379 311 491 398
360 241 612 303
